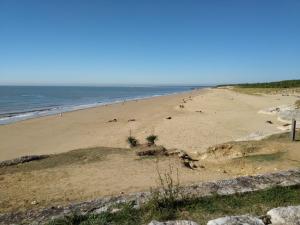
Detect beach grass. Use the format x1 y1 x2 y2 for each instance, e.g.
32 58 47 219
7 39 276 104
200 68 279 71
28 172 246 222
47 185 300 225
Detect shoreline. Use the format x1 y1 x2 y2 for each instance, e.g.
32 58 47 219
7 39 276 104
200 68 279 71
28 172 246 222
0 88 205 126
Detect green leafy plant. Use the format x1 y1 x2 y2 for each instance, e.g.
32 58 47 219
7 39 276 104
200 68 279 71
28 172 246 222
146 135 158 146
127 136 139 148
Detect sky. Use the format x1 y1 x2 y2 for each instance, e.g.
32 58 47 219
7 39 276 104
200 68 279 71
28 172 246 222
0 0 299 86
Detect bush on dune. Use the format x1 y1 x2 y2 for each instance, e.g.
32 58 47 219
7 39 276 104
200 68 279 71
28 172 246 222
127 136 139 148
146 135 158 146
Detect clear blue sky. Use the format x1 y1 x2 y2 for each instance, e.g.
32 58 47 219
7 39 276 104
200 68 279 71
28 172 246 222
0 0 299 85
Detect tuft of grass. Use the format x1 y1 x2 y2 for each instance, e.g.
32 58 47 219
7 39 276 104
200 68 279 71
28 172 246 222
127 136 139 148
146 135 158 146
144 164 182 221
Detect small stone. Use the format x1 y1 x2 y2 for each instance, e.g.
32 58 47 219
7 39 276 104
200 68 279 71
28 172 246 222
31 200 38 205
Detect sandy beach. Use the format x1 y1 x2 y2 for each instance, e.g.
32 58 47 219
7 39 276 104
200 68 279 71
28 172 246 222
0 88 298 161
1 87 300 213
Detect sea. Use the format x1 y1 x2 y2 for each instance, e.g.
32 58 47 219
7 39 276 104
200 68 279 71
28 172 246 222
0 85 204 125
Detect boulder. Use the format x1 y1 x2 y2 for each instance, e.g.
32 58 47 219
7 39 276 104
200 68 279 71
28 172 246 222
207 215 264 225
267 205 300 225
149 220 199 225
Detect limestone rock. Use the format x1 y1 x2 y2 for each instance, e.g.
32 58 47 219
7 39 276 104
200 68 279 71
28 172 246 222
267 205 300 225
207 215 264 225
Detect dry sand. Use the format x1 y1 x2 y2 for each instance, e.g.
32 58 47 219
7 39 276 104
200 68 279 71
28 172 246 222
1 88 300 213
0 88 298 161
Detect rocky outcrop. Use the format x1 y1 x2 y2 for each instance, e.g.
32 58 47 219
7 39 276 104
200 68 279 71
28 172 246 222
267 205 300 225
0 155 49 167
207 215 264 225
1 169 300 225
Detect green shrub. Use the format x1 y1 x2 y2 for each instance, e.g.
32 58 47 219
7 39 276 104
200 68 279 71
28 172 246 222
146 135 158 146
127 136 138 148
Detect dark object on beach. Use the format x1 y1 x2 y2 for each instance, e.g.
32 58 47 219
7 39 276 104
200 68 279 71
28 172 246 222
127 136 139 148
0 155 49 168
195 110 203 113
182 159 197 169
266 120 273 124
136 145 168 156
108 118 118 122
178 151 198 162
128 119 136 122
146 134 158 146
291 119 297 141
179 104 184 108
283 123 290 127
166 116 172 120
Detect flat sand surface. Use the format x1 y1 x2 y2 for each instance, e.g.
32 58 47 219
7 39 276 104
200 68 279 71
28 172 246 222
0 88 298 161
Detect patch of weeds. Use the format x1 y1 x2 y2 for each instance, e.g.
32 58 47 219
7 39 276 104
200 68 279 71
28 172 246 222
142 163 184 221
47 185 300 225
240 152 285 162
47 203 141 225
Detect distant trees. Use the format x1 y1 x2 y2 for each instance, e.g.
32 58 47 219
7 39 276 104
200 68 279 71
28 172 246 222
217 79 300 88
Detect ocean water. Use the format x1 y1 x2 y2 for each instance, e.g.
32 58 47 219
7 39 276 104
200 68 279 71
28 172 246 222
0 86 201 125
